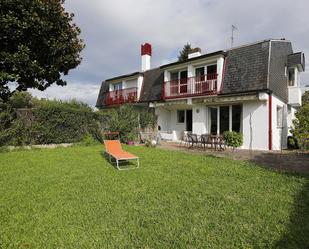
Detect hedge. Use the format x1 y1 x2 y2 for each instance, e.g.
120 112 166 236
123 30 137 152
0 92 157 146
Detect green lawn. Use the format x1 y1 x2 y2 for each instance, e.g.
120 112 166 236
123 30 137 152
0 145 308 249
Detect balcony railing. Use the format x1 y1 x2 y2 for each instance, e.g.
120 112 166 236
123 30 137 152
105 87 138 106
163 73 218 99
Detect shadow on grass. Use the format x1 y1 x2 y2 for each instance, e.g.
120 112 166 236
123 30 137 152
250 152 309 174
273 175 309 249
248 153 309 248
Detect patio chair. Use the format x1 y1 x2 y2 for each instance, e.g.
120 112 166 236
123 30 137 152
211 135 225 151
187 133 200 149
200 134 212 150
217 136 226 150
103 140 139 170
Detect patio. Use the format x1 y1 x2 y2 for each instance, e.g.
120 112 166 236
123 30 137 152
159 141 309 174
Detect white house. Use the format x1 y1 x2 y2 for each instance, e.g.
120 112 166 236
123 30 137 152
96 39 305 150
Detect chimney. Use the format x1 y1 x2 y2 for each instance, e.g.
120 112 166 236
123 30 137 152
141 43 152 71
188 47 202 59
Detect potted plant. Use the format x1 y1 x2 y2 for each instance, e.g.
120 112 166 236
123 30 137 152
126 133 136 146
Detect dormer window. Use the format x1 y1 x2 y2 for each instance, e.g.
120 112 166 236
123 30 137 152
288 68 295 86
113 82 122 91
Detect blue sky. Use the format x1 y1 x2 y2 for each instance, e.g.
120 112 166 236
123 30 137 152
30 0 309 105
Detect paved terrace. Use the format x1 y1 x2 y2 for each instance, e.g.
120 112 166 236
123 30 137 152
158 141 309 174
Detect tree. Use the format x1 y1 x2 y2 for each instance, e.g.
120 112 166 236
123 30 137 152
302 90 309 104
0 0 85 102
292 103 309 150
178 43 192 62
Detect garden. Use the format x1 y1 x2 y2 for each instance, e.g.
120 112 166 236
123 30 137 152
0 92 308 248
0 144 308 248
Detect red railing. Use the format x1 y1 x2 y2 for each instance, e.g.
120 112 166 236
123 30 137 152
105 87 138 106
163 73 218 99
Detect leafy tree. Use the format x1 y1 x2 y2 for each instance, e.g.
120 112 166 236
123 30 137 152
302 90 309 104
292 104 309 150
0 0 85 102
178 43 192 62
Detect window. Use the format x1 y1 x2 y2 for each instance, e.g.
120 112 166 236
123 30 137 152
209 107 218 134
207 64 217 74
177 110 185 123
170 72 179 81
113 82 122 91
170 72 179 95
277 106 283 127
232 105 242 132
219 106 229 134
208 105 243 134
288 68 295 86
195 67 205 81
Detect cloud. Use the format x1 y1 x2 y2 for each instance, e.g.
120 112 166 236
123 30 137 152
31 0 309 105
29 81 100 105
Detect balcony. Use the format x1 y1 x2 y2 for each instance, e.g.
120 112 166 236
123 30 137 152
288 87 302 107
105 87 138 106
163 74 218 100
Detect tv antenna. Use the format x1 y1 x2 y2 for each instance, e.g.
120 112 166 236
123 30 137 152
231 25 238 48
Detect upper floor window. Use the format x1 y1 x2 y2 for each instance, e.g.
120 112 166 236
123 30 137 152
207 64 217 75
113 82 122 91
288 68 295 86
195 67 205 81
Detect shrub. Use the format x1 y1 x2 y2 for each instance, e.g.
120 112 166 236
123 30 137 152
292 103 309 150
98 105 156 143
223 131 243 150
0 146 9 153
139 108 157 129
145 139 157 148
79 133 100 147
287 136 299 150
0 101 14 146
31 102 100 144
8 91 33 109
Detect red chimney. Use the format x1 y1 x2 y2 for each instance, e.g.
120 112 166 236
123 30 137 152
141 43 152 71
141 43 152 56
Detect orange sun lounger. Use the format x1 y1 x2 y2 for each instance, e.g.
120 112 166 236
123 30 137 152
103 140 139 170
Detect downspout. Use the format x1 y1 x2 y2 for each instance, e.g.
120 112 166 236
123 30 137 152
268 93 272 150
267 40 272 150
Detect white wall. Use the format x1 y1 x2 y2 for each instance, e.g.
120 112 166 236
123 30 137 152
170 109 186 139
156 107 187 141
287 106 297 136
242 100 268 150
137 76 143 99
156 96 291 150
192 105 207 135
272 94 288 150
216 57 225 90
125 79 137 89
141 54 151 71
156 107 171 132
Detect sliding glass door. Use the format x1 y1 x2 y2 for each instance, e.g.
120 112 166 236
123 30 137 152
208 105 242 135
219 106 229 134
209 107 218 134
